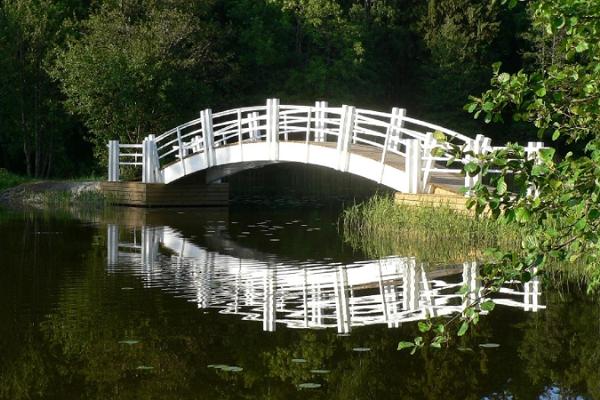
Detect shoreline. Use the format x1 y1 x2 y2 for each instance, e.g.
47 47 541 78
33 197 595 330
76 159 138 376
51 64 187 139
0 181 102 206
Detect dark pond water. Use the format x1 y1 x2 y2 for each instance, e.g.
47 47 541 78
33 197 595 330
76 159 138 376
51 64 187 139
0 205 598 400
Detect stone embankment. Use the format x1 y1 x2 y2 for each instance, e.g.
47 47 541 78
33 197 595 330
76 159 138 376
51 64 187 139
0 181 101 205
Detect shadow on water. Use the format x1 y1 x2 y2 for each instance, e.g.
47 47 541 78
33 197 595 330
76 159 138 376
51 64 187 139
0 205 597 399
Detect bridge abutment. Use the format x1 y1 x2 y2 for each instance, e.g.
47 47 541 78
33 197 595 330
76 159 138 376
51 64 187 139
100 181 228 207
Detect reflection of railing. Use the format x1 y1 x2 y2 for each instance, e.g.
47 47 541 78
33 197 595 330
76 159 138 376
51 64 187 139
106 224 544 333
107 99 546 194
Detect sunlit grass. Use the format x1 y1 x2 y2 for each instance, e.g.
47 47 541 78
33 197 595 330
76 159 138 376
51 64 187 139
340 194 518 264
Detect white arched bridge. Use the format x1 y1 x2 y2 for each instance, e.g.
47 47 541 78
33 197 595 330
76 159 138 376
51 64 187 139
107 99 545 194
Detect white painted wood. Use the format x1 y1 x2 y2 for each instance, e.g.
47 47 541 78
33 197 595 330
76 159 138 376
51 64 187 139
405 139 423 193
266 98 280 160
337 105 356 172
201 109 216 168
108 140 120 182
388 108 406 151
526 141 544 197
109 99 544 195
421 132 435 193
249 112 260 142
315 101 328 142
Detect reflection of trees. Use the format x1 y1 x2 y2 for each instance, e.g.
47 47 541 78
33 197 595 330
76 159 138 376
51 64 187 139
517 290 600 398
1 210 597 399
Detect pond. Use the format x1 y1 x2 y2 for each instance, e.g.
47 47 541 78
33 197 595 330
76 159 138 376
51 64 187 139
0 204 597 399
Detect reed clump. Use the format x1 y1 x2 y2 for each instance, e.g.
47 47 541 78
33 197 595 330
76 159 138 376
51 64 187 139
340 194 518 263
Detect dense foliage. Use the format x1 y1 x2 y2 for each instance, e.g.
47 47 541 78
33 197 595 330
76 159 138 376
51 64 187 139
0 0 528 177
398 0 600 351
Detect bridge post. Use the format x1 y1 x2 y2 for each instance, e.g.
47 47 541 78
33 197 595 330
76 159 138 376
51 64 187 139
142 137 149 183
201 109 216 168
336 105 356 172
463 135 491 196
526 141 544 197
388 108 406 151
108 140 120 182
405 139 423 193
266 98 280 160
142 135 161 183
315 101 328 142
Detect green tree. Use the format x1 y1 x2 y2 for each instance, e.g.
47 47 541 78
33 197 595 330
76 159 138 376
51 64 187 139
52 0 226 160
464 0 600 287
0 0 85 177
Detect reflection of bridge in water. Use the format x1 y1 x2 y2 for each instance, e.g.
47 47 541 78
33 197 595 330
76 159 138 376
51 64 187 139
107 224 544 333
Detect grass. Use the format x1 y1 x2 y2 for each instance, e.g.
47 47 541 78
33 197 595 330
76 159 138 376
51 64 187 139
340 194 519 264
22 189 110 208
0 169 31 192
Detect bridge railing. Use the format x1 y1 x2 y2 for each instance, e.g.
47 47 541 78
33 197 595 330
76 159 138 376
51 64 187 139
107 98 544 195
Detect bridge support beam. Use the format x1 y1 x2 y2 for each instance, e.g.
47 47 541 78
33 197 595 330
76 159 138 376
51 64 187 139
201 109 216 168
315 101 328 142
142 135 161 183
526 141 544 197
388 108 406 151
108 140 120 182
464 135 491 196
266 98 280 160
337 105 356 172
405 139 423 193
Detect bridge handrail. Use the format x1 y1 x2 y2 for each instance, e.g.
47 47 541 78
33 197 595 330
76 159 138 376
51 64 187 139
107 98 545 196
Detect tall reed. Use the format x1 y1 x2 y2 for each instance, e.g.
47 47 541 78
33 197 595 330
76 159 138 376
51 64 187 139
340 194 518 263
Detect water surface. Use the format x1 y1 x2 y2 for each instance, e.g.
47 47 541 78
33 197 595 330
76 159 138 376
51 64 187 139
0 206 597 399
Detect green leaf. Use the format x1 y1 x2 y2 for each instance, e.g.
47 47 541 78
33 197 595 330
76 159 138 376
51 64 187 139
432 130 447 142
457 321 469 337
538 148 555 163
575 41 589 53
418 321 431 333
397 341 415 350
552 129 560 141
481 300 495 312
464 162 480 175
482 102 494 112
497 72 510 84
515 207 531 223
496 176 507 195
575 218 587 231
535 87 546 97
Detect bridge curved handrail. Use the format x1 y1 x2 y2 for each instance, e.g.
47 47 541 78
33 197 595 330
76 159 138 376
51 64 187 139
150 102 475 168
107 98 545 194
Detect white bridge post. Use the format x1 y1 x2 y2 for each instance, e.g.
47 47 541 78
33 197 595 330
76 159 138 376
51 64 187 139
142 135 161 183
405 139 423 193
108 140 120 182
201 109 216 168
464 135 492 196
388 108 406 151
336 105 356 172
526 141 544 197
249 112 260 142
315 101 328 142
266 98 280 160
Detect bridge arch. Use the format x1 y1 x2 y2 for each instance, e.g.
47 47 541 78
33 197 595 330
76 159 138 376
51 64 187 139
108 99 544 195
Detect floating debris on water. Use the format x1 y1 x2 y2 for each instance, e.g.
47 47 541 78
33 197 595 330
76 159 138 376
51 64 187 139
118 340 140 345
298 383 321 390
479 343 500 349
